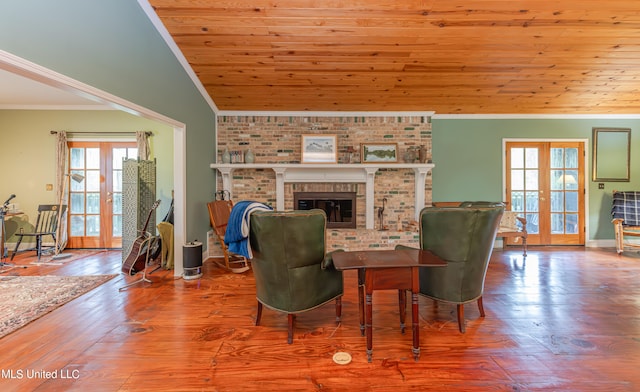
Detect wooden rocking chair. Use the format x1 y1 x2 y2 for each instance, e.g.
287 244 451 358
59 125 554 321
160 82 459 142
207 199 250 273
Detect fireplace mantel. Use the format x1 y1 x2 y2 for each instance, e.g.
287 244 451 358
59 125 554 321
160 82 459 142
210 163 435 229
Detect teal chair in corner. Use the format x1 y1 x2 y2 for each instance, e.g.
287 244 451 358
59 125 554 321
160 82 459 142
249 209 344 344
397 204 503 333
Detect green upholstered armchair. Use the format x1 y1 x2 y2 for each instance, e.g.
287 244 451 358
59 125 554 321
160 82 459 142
397 205 503 333
249 209 344 344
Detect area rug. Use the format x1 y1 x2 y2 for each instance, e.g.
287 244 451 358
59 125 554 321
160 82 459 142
0 274 117 339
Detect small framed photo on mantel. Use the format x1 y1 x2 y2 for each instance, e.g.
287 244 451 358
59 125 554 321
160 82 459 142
361 143 398 163
301 134 338 163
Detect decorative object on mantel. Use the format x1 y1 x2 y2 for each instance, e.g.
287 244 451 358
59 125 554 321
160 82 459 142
377 198 388 231
344 146 356 164
418 145 429 163
245 148 255 163
403 147 416 163
221 150 250 163
231 150 243 163
222 148 231 163
362 143 399 163
301 134 338 164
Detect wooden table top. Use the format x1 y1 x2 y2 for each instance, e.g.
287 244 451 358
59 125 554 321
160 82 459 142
332 249 447 270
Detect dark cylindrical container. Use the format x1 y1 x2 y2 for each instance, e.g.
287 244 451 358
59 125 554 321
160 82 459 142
183 241 203 280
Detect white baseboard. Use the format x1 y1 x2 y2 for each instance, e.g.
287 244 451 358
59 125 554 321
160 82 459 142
586 239 615 248
493 238 617 249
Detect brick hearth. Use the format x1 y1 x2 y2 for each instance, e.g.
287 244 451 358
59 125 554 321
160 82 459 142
206 227 420 261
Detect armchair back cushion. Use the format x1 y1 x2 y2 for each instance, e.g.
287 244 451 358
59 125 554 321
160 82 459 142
418 206 503 304
249 209 343 313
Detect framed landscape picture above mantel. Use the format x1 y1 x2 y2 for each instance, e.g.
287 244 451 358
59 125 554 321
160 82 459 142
301 134 338 163
361 143 398 163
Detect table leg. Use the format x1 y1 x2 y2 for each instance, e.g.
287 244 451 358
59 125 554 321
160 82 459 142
358 269 365 336
365 287 373 363
411 290 420 361
398 289 406 334
411 266 420 361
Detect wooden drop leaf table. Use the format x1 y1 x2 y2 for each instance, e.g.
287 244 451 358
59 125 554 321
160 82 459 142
332 248 446 362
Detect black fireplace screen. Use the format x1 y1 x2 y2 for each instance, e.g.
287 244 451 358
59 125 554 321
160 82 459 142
294 192 356 229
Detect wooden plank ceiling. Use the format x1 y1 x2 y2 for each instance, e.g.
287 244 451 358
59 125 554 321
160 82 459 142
148 0 640 114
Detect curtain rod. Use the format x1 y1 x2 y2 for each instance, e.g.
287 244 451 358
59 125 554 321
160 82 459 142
50 131 152 136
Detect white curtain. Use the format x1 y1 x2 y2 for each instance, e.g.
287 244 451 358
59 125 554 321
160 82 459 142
55 131 69 250
55 131 68 201
136 131 150 160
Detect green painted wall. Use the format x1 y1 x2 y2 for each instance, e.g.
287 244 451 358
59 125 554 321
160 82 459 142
432 118 640 242
0 1 216 243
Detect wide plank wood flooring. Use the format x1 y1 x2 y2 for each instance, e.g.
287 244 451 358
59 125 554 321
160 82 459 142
0 246 639 391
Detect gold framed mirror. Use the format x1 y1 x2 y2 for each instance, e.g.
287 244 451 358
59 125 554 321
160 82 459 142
592 127 631 182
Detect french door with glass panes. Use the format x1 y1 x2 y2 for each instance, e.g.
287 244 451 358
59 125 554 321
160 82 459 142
505 141 585 246
66 142 138 249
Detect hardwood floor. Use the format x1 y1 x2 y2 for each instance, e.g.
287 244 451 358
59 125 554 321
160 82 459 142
1 246 639 391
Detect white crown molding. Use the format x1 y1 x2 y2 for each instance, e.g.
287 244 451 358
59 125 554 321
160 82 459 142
432 113 640 119
217 110 436 118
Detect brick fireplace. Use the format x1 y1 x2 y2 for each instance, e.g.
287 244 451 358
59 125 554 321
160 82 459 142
208 114 433 255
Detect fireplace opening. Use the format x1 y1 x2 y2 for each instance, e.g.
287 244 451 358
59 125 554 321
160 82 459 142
294 192 356 229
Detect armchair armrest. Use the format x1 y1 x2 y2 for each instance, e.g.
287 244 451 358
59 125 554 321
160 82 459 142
322 249 344 270
395 244 418 251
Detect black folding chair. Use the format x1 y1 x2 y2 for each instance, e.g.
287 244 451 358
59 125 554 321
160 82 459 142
11 204 66 261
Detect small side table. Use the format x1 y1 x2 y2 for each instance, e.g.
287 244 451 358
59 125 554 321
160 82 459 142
332 248 446 362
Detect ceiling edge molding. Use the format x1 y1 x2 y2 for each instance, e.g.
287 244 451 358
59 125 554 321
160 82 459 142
137 0 219 115
217 110 436 117
432 113 640 120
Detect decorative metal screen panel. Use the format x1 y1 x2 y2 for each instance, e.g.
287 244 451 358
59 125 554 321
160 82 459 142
122 159 156 262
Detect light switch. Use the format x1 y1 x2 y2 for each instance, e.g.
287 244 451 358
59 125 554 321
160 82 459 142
46 184 53 191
